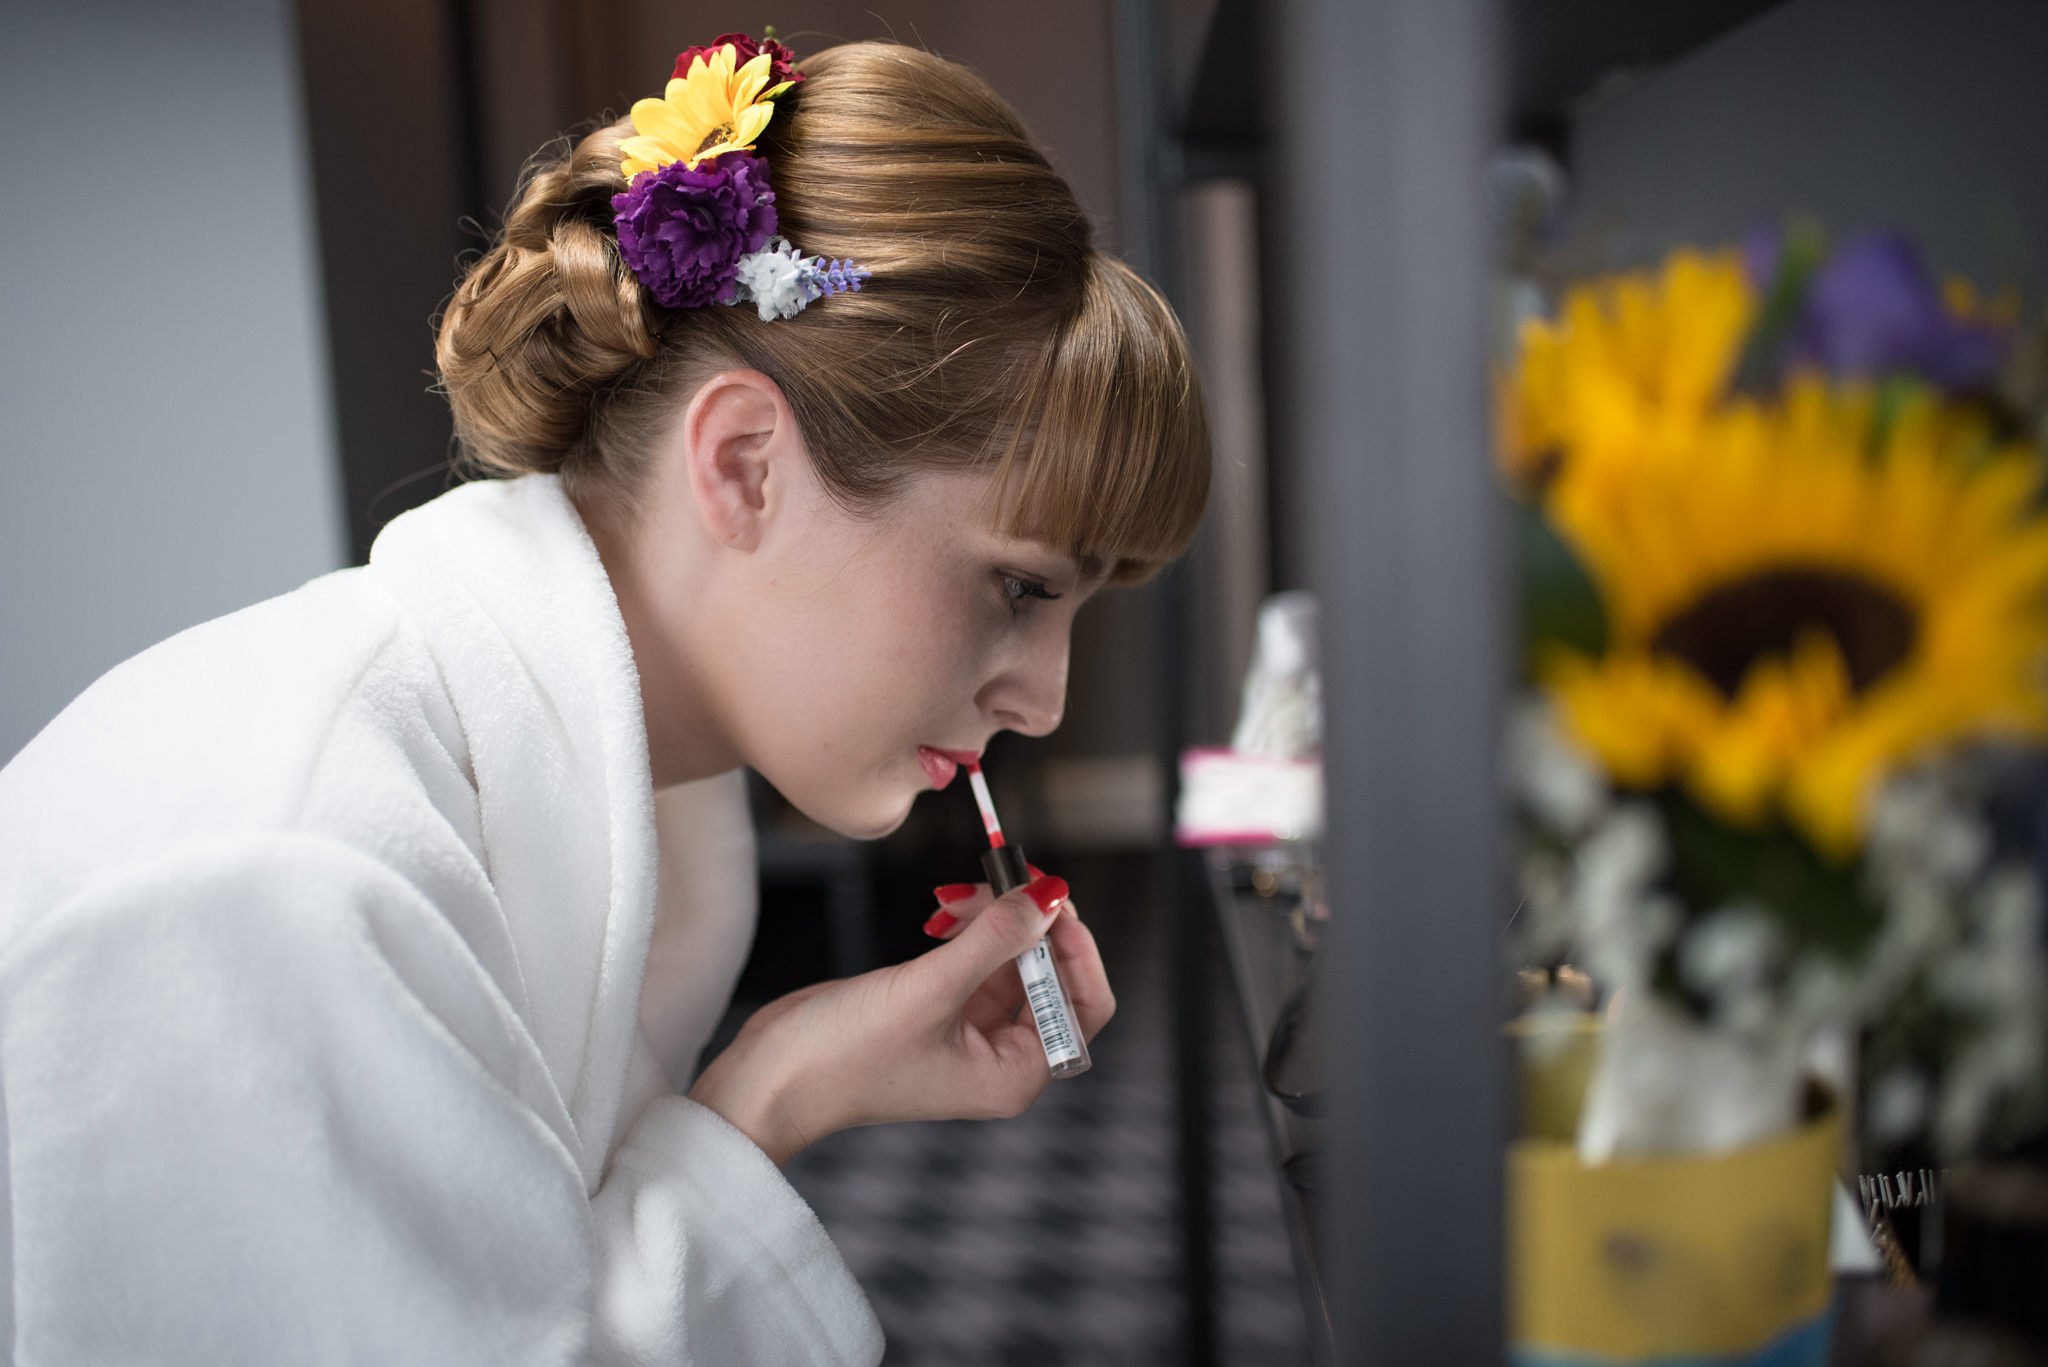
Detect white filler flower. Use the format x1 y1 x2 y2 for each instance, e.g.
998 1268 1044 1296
731 239 812 320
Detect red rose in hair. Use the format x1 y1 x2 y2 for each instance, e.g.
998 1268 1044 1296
672 33 804 89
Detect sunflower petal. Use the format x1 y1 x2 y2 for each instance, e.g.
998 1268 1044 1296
731 102 773 148
618 135 671 163
674 77 725 128
734 51 774 105
630 97 695 155
688 137 742 167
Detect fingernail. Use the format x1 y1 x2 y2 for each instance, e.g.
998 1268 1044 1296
933 883 977 905
1024 877 1069 914
923 909 959 938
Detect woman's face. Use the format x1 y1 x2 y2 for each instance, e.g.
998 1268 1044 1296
713 465 1106 837
596 373 1110 838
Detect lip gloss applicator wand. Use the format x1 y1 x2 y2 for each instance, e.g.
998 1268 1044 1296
965 761 1092 1080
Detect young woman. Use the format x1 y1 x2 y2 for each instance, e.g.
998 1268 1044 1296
0 38 1207 1365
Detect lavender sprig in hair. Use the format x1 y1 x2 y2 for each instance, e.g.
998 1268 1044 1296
726 237 873 321
805 258 872 298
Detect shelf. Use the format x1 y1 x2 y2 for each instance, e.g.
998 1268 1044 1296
1505 0 1789 142
1176 0 1795 166
1203 851 1335 1367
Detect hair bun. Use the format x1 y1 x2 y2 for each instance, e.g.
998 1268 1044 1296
433 41 1208 574
436 125 657 479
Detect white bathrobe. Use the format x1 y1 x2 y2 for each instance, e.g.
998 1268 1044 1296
0 475 884 1365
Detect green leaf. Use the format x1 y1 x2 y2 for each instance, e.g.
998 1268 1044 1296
1515 496 1608 672
1868 375 1933 461
1655 787 1882 961
1731 215 1829 398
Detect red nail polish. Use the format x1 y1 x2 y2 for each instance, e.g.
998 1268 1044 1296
1027 863 1046 879
933 883 977 905
1024 877 1069 914
923 909 958 938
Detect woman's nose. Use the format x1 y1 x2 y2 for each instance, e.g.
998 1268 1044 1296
981 630 1068 737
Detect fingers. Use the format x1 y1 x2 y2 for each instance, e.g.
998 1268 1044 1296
924 867 1065 939
976 1022 1060 1118
922 877 1071 1009
925 872 1105 1028
923 883 990 939
1046 909 1115 1041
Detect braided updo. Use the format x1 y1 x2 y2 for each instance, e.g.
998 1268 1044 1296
435 42 1208 580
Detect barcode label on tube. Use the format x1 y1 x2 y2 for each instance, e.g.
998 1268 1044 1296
1018 940 1082 1066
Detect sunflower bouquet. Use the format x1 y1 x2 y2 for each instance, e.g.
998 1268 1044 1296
1501 226 2048 1167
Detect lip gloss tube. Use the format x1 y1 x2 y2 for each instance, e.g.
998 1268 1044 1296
966 764 1091 1080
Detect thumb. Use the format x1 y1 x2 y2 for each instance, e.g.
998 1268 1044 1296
929 877 1070 1001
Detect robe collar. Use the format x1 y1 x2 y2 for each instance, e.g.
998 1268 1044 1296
368 475 656 1193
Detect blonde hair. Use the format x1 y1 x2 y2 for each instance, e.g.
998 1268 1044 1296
436 42 1209 580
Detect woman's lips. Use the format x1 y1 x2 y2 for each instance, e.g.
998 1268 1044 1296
916 746 980 789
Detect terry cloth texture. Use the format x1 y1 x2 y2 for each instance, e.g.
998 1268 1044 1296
0 475 883 1366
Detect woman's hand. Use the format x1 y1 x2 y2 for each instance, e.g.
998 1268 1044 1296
686 875 1114 1165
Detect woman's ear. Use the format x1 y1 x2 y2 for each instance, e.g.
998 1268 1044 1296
681 370 795 553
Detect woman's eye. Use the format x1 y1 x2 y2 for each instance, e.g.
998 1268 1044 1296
999 573 1062 617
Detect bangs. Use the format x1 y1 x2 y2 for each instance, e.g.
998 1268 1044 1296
986 257 1212 583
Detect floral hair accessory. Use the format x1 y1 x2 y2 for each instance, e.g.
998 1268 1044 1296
613 152 779 310
618 42 787 182
611 34 869 318
674 33 804 91
730 238 871 320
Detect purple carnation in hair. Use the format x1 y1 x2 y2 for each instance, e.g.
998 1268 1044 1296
611 152 778 309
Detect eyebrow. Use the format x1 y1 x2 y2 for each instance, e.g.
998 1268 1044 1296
1073 552 1107 580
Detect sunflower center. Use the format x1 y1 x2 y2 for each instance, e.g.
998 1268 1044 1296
1650 567 1918 699
694 125 735 158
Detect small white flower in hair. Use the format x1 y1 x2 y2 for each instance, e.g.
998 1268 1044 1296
727 236 872 321
731 238 811 320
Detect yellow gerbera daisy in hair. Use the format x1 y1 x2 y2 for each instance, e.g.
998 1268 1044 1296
1542 376 2048 857
1499 249 1755 490
619 45 780 183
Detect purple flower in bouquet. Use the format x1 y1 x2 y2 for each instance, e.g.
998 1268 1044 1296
611 152 778 310
1748 229 2008 391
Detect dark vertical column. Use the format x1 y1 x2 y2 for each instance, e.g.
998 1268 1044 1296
1114 0 1216 1364
1271 0 1507 1362
1253 169 1298 594
471 0 588 214
296 0 485 561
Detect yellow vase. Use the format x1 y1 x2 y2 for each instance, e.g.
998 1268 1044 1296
1508 1016 1840 1366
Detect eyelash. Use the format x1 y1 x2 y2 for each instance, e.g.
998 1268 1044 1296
999 573 1062 617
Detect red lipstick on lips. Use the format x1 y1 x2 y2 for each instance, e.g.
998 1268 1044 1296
916 746 982 790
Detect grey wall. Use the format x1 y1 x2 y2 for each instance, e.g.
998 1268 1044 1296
1566 0 2048 287
1 0 345 762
